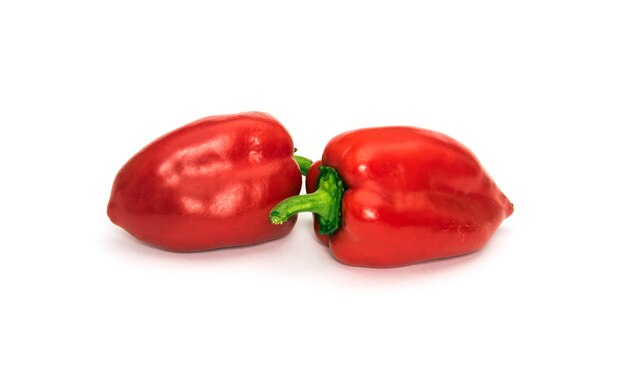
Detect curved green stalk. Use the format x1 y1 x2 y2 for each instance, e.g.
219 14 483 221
270 166 345 235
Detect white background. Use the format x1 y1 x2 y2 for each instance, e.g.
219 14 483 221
1 1 625 375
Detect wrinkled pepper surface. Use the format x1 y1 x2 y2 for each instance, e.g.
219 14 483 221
271 126 513 267
108 112 302 252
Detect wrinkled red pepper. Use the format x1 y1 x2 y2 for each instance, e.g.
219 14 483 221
108 112 303 252
270 126 513 267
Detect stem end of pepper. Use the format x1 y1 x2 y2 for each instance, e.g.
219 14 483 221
269 166 344 235
314 166 344 235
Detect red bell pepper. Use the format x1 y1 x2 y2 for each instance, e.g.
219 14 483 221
270 126 513 267
108 112 304 252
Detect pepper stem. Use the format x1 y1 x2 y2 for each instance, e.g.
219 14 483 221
293 155 313 175
270 166 345 235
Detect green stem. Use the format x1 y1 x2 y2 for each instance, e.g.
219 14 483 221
270 166 345 235
270 189 332 223
293 155 313 176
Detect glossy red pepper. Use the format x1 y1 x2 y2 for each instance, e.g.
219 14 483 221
108 112 303 252
270 126 513 267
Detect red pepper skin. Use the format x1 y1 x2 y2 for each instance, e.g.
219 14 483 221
304 127 513 267
107 112 302 252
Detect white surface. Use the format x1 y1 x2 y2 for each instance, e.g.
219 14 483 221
1 1 625 375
